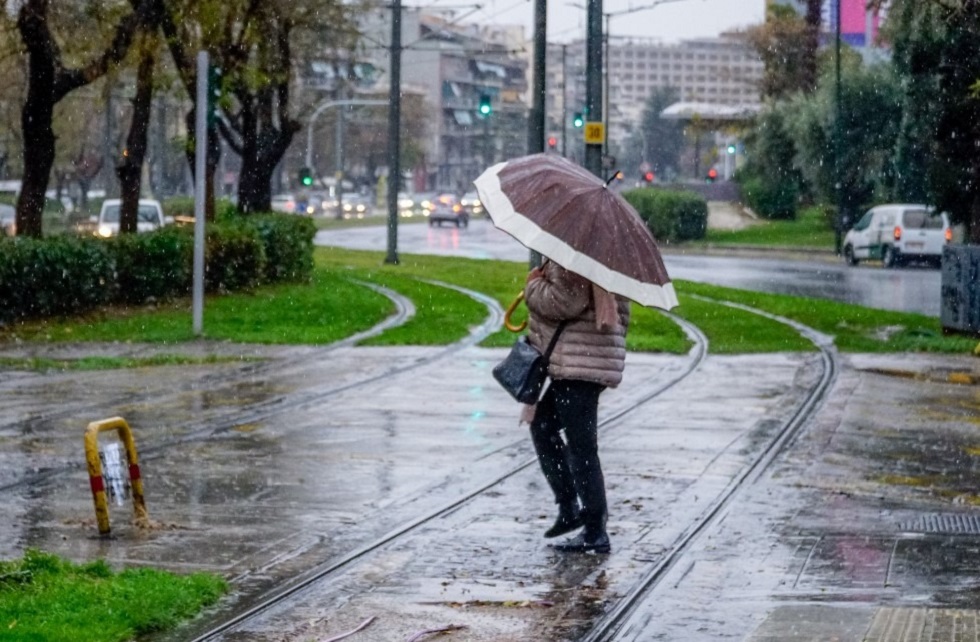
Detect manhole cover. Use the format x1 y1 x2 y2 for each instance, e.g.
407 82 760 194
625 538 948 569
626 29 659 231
898 514 980 535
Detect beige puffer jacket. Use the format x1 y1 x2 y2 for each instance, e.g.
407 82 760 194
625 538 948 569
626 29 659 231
525 261 630 388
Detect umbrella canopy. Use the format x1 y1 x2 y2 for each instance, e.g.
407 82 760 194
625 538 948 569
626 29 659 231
474 153 678 310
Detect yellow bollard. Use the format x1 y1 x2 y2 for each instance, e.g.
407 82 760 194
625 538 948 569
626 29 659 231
84 417 148 536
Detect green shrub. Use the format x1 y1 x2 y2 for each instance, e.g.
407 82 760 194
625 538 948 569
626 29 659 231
0 236 114 323
622 188 708 242
738 173 799 220
247 214 316 283
205 222 265 293
161 196 196 219
110 227 193 304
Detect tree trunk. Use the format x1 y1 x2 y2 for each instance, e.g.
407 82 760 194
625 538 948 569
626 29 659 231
802 0 821 93
15 0 56 238
117 44 157 234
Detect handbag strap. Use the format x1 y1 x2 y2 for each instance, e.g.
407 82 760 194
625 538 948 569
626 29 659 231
542 321 568 360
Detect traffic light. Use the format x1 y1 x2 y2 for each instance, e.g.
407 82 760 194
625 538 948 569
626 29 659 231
572 112 584 128
478 94 492 116
299 167 313 187
547 136 558 149
643 171 654 183
727 143 736 155
706 168 718 183
207 65 222 126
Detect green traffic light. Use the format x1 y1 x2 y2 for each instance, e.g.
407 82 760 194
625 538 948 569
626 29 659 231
479 94 492 116
302 176 313 186
573 112 584 128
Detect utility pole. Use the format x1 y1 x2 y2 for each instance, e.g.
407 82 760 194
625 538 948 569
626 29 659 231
834 0 843 255
561 44 568 158
584 0 604 178
385 0 402 265
528 0 547 267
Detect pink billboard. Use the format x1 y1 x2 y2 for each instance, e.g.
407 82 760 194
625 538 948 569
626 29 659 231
822 0 885 46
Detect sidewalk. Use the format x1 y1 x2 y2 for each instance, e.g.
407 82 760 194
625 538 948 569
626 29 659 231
3 337 980 640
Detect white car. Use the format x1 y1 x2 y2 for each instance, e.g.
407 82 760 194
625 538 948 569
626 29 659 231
93 199 170 237
843 204 951 268
271 194 297 213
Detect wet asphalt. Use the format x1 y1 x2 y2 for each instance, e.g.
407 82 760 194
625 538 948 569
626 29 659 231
3 231 980 640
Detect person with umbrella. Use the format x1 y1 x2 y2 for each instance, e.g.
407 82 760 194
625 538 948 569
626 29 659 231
475 154 678 554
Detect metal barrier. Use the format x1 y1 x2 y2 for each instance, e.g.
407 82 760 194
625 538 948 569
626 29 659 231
83 417 148 536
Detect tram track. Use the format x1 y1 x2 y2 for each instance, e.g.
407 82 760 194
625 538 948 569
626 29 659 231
172 298 836 642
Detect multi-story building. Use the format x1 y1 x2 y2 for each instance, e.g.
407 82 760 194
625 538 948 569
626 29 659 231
358 9 529 193
546 34 763 158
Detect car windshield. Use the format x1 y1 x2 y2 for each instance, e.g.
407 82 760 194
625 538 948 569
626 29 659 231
902 209 943 229
102 204 160 224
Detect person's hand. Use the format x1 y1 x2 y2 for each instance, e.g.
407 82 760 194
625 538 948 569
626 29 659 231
526 267 544 284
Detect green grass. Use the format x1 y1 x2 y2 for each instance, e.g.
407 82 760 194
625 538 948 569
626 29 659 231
0 549 226 642
679 280 976 353
702 206 835 249
1 246 973 356
312 213 429 230
4 270 394 345
0 354 261 373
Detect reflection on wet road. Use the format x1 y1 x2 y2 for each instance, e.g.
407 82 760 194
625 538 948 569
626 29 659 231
317 222 942 316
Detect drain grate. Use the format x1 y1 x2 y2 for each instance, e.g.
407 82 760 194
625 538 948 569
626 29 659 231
898 514 980 535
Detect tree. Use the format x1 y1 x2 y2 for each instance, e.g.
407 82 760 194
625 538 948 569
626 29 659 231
746 3 817 100
637 87 684 179
159 0 363 215
15 0 151 237
887 0 980 242
787 62 903 222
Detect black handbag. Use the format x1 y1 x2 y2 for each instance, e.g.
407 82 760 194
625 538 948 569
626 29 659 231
492 322 567 404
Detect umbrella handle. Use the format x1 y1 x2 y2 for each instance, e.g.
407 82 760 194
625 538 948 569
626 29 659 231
504 291 528 333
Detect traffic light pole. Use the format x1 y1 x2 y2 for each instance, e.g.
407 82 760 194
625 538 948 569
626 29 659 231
527 0 547 268
584 0 603 178
385 0 402 265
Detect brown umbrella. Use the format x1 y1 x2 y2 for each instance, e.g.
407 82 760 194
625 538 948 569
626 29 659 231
474 153 678 310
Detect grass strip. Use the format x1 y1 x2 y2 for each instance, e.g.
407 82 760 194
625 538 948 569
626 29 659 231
672 293 815 353
701 206 835 249
0 354 261 373
3 270 394 346
678 280 976 353
0 549 226 642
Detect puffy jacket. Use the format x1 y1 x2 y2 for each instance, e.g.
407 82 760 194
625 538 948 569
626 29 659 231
525 261 630 388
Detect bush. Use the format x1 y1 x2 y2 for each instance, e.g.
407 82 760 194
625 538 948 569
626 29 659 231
622 188 708 242
738 173 799 220
246 214 316 283
0 236 114 323
110 226 193 304
205 222 266 293
0 213 314 322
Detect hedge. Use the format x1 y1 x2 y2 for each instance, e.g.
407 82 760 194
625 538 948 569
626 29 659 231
0 213 315 324
622 188 708 243
737 174 799 220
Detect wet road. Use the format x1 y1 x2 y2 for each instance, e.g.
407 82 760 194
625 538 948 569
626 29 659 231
316 221 942 316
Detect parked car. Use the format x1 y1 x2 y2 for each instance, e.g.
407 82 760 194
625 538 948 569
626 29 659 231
93 199 170 237
843 204 951 268
0 204 14 236
428 193 468 228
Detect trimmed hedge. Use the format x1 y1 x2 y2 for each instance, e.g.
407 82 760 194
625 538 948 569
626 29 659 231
737 174 799 220
0 213 315 324
622 188 708 242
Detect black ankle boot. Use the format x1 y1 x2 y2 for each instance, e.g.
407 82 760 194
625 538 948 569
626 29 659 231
551 529 610 554
544 505 583 539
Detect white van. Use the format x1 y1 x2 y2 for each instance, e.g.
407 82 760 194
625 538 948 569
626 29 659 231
843 204 951 268
93 199 170 237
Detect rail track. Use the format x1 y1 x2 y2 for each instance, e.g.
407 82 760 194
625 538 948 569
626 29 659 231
3 277 838 642
172 296 835 641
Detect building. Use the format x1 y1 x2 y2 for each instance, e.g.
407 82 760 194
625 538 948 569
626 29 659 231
358 9 529 193
546 35 763 159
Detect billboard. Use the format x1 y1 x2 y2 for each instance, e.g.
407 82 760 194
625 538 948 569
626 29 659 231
822 0 889 47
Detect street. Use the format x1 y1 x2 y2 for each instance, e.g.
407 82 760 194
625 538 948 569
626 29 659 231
315 221 943 316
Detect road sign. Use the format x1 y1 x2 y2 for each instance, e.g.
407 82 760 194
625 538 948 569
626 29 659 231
584 122 605 144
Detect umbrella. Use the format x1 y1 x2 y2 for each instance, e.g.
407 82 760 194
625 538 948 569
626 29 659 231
474 153 678 310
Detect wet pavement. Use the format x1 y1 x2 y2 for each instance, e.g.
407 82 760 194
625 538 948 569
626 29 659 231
3 330 980 640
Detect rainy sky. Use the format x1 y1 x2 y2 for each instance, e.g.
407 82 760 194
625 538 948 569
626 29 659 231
425 0 766 43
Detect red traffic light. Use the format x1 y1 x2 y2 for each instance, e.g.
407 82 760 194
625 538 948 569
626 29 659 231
547 136 558 148
643 171 654 183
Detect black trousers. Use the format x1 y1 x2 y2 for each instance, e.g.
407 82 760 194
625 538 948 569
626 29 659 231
529 379 607 533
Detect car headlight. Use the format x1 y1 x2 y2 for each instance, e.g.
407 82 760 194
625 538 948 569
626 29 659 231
98 225 114 238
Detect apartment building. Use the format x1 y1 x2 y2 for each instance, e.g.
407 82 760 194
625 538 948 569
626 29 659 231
358 9 529 192
546 35 762 154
